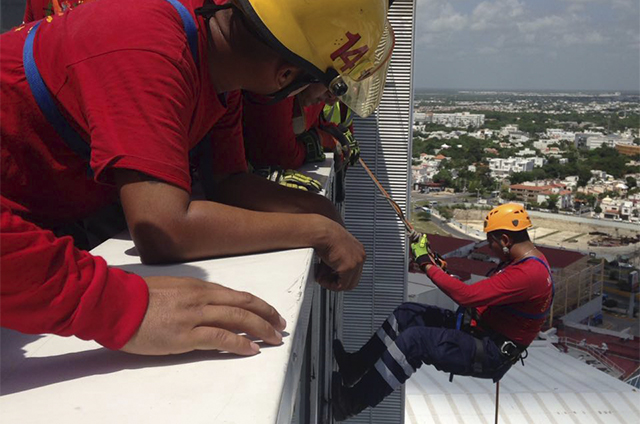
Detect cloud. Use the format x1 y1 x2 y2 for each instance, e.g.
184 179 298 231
412 0 639 90
517 15 566 33
561 31 607 46
470 0 525 31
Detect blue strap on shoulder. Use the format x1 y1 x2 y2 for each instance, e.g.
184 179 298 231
23 21 93 174
498 256 555 320
162 0 199 67
23 0 199 176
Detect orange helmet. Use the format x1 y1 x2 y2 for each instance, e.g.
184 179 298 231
483 203 532 233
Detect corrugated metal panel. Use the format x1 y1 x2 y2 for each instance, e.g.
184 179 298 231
405 343 640 424
339 0 416 422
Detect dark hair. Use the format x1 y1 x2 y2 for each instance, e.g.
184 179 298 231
489 229 530 243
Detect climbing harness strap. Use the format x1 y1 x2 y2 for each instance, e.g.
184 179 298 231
23 21 92 173
497 256 555 320
23 0 199 175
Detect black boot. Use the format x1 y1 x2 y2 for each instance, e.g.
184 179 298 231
333 339 369 387
331 372 368 422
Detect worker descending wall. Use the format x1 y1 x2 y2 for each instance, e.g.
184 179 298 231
340 0 416 422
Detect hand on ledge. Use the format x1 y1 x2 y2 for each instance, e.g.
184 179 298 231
314 220 366 291
121 276 286 356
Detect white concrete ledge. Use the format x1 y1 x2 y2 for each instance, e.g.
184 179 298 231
0 156 335 424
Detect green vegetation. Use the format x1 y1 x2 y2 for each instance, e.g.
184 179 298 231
479 111 640 134
409 218 450 237
509 146 640 184
412 92 639 200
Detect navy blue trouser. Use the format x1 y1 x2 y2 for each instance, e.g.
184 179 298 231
349 303 512 408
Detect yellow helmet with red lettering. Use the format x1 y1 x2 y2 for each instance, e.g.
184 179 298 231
233 0 394 117
483 203 533 233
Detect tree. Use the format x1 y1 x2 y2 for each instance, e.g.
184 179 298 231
438 207 453 221
545 194 560 211
626 176 637 189
433 169 453 187
577 167 592 187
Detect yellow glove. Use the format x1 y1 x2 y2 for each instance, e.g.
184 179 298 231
280 169 323 193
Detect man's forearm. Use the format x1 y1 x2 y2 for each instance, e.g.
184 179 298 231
212 172 343 224
117 169 364 290
135 198 334 263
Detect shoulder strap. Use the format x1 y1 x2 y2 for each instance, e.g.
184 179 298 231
23 0 199 176
162 0 199 67
23 21 93 172
497 256 555 321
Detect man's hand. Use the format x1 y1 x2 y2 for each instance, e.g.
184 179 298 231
121 276 286 356
410 234 447 271
314 219 366 291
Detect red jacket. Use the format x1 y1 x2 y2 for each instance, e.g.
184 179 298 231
427 256 553 346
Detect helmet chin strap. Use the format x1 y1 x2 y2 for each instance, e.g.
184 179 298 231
262 77 316 104
195 1 232 18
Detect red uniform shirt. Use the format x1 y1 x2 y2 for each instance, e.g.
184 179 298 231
0 199 149 350
427 256 553 346
243 96 325 169
2 0 245 226
0 0 245 347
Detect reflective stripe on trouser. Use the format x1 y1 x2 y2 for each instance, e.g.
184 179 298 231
349 303 511 408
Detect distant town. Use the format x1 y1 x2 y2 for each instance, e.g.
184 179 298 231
411 90 640 223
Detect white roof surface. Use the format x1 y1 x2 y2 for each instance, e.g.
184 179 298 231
405 341 640 424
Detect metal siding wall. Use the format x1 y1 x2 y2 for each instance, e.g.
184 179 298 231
340 0 416 422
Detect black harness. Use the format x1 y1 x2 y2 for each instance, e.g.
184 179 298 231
449 256 554 382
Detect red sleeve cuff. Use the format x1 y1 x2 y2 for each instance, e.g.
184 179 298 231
84 265 150 350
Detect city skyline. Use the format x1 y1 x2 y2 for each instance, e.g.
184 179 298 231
413 0 640 92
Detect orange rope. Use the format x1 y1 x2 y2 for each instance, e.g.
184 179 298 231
358 157 414 233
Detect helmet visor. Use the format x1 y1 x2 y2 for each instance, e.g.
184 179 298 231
334 20 394 118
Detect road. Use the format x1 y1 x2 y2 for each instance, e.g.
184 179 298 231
424 213 477 241
411 191 474 205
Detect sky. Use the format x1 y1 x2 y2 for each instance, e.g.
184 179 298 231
413 0 640 92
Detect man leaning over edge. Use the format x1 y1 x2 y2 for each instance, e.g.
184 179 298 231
0 0 393 355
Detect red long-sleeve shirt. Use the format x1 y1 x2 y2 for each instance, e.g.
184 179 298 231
427 257 553 346
1 202 149 349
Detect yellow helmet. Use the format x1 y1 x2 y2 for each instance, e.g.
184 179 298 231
483 203 532 233
233 0 394 118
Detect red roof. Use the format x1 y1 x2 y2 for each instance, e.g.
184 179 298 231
434 154 447 160
445 257 496 278
427 234 476 255
474 244 585 269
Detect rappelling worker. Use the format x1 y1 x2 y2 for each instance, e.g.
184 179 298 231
331 204 554 420
1 0 393 355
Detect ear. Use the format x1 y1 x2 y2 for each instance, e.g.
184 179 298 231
275 61 301 90
501 233 511 248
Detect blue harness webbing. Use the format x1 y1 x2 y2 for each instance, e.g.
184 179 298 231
496 256 555 320
23 0 200 176
23 21 92 174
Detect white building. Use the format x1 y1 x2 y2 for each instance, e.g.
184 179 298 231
413 111 426 123
489 157 536 179
546 128 576 141
424 112 485 128
575 132 635 150
500 124 519 136
516 147 537 156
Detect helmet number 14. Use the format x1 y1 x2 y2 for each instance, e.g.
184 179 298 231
330 32 369 72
